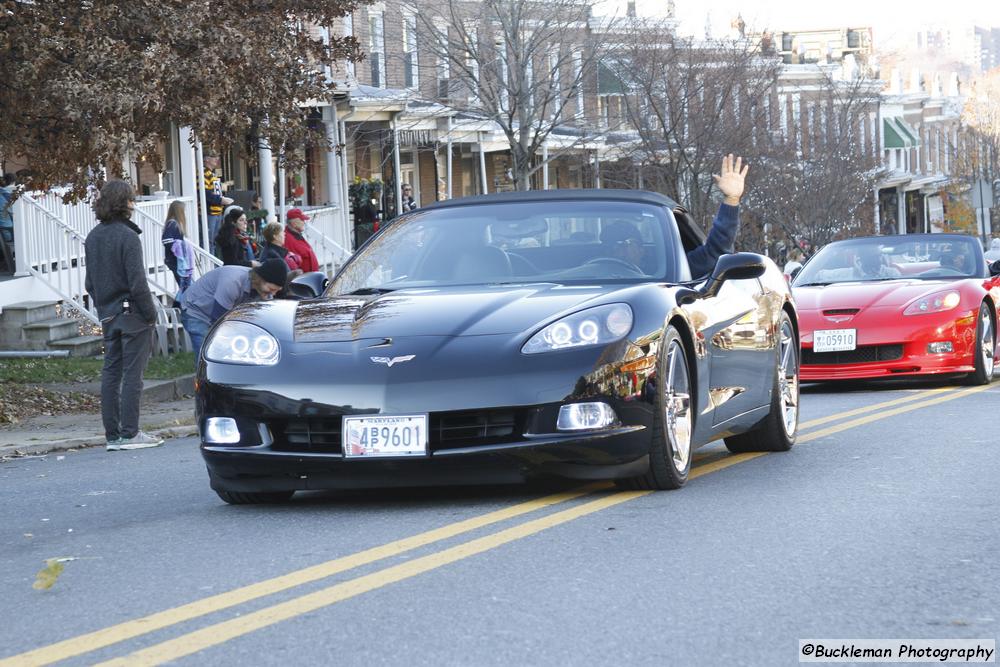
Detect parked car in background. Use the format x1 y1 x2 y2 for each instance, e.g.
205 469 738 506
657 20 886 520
196 190 799 504
792 234 1000 383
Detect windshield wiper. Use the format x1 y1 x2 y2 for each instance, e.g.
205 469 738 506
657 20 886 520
348 287 396 295
795 282 833 287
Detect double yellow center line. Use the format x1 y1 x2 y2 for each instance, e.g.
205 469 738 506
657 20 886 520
2 382 992 666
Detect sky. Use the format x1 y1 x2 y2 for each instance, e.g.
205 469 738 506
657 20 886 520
648 0 1000 48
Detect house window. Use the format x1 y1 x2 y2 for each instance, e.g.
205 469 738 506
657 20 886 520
573 49 584 119
549 51 561 121
369 12 385 88
437 46 451 100
781 33 793 51
463 21 480 106
494 33 509 111
403 13 418 89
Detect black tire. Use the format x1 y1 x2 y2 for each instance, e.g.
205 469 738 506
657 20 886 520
967 304 995 386
618 326 693 490
725 311 798 453
215 489 295 505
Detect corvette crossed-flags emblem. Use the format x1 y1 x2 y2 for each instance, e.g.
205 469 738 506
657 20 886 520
370 355 416 367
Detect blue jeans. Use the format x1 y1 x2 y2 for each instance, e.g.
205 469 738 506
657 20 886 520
181 310 211 364
207 214 222 255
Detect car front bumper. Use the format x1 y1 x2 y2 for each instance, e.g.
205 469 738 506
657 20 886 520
799 308 979 381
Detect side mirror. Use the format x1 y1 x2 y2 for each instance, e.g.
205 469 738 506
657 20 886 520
677 253 766 304
789 265 802 281
697 253 766 299
990 260 1000 277
287 271 329 299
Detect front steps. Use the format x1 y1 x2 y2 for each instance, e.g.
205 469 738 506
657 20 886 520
0 301 103 356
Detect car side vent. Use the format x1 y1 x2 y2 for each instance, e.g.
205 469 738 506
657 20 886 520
822 308 860 316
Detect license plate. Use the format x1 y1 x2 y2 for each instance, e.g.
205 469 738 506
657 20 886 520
343 414 428 458
813 328 857 352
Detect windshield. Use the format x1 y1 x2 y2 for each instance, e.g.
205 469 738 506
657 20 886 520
329 200 681 295
793 235 986 286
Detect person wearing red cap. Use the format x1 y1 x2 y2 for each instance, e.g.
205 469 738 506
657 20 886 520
283 208 320 273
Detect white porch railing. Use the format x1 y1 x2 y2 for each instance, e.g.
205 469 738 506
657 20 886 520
10 193 218 354
11 195 101 326
301 205 352 274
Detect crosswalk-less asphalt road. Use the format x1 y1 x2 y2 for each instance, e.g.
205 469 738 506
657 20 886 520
1 381 998 666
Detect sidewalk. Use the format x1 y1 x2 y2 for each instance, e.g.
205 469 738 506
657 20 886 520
0 376 198 459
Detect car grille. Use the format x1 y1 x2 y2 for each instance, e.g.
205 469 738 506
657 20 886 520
802 344 904 365
270 409 527 454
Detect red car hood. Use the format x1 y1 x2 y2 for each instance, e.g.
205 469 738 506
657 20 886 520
793 280 959 311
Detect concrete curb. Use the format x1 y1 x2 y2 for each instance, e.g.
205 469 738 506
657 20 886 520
141 374 196 402
0 422 198 459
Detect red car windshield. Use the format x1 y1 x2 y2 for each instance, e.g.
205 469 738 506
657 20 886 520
794 236 986 286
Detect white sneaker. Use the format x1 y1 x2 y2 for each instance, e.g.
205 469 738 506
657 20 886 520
114 431 164 450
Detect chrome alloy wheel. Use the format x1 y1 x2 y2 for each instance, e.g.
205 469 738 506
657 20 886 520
664 339 692 472
778 319 799 437
980 309 995 378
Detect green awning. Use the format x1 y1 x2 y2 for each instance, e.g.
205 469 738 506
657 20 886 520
883 117 920 149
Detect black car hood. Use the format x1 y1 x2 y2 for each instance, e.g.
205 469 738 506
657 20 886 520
293 284 628 342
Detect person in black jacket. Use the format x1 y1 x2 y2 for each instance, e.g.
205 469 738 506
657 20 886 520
84 180 163 451
215 206 258 267
258 221 302 270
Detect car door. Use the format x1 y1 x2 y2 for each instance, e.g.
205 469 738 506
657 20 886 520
695 276 772 426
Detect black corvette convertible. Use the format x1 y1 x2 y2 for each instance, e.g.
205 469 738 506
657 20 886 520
196 190 799 503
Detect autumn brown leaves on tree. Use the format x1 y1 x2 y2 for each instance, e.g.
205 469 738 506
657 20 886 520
0 0 362 199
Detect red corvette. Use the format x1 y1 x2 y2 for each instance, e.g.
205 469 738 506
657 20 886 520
791 234 1000 382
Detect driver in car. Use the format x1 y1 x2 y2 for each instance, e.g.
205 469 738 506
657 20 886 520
599 221 645 271
855 246 901 279
940 248 969 273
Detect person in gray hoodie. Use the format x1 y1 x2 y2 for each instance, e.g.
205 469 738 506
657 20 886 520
84 180 163 451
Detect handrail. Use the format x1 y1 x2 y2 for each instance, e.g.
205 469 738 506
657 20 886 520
131 205 222 276
17 196 101 326
15 194 187 353
303 220 352 272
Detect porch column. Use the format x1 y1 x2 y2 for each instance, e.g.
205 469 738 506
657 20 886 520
323 106 344 247
897 186 906 235
392 113 403 216
873 187 880 234
278 161 286 223
478 137 488 194
339 120 351 250
195 140 210 250
593 150 602 189
637 163 644 189
177 126 198 232
12 198 28 276
542 142 549 190
257 139 275 219
446 116 453 200
324 106 341 211
177 126 197 199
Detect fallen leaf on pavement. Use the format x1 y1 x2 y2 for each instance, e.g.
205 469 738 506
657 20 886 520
33 559 65 590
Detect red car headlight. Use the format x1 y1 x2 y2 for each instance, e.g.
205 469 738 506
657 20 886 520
903 291 961 316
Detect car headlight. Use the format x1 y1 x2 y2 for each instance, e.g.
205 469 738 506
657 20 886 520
903 291 961 316
522 304 633 354
205 321 280 365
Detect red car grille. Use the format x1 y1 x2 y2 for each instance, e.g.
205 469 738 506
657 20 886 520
271 409 526 454
802 344 904 365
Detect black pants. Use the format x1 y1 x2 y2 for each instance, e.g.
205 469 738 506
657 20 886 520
101 312 153 441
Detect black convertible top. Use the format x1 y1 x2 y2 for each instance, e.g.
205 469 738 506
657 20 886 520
418 188 706 246
422 188 679 210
